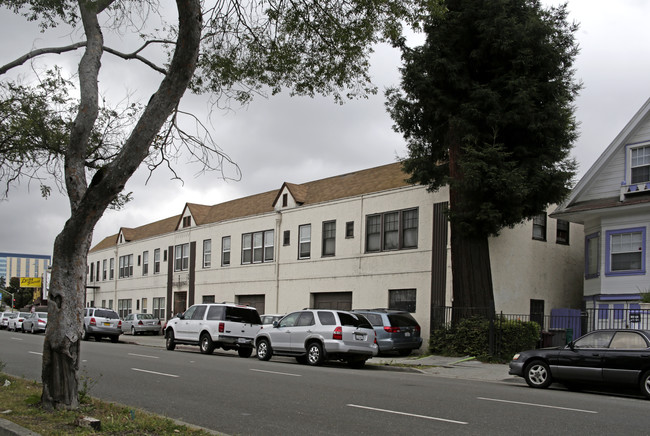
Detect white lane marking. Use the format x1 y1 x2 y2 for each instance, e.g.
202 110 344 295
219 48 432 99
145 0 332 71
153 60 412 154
11 338 23 341
250 369 302 377
477 397 598 414
29 351 42 356
347 404 468 425
128 353 159 359
131 368 179 378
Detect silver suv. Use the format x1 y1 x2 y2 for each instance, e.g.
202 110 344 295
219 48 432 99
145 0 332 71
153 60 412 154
83 308 122 342
352 309 422 356
254 309 378 368
164 303 262 358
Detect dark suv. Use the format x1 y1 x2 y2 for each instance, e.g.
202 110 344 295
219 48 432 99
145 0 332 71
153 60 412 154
255 309 378 368
352 309 422 356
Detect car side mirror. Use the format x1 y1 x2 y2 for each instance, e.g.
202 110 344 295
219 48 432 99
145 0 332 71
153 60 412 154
567 341 575 350
272 320 279 328
176 313 184 320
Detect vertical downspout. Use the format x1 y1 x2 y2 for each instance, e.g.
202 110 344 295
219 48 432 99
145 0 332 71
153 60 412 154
275 211 282 313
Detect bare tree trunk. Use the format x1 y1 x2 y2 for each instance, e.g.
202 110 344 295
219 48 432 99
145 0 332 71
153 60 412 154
40 0 202 410
448 122 495 321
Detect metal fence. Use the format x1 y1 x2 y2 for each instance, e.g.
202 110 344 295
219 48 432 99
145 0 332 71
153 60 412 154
431 306 650 352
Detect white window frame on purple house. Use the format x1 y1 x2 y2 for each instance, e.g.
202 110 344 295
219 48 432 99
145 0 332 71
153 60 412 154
584 232 600 279
605 227 646 276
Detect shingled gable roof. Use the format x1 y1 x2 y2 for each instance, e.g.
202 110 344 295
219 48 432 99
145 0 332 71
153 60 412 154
553 96 650 218
90 162 411 252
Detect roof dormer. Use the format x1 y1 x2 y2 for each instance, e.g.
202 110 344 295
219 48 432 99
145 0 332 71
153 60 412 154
117 228 134 245
273 182 306 211
177 204 195 230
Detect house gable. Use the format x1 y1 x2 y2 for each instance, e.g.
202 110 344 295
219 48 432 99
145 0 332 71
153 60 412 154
554 97 650 220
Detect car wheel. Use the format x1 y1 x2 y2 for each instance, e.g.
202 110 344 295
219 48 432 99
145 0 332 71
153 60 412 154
348 358 367 369
238 347 253 358
110 335 119 343
640 370 650 399
524 360 552 389
256 339 272 361
200 333 215 354
398 349 411 357
165 330 176 351
131 326 136 336
306 342 325 366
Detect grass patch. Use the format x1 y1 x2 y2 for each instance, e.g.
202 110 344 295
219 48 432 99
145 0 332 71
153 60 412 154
0 373 217 435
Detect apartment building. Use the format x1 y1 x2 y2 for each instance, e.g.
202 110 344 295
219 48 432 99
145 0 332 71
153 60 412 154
86 162 584 343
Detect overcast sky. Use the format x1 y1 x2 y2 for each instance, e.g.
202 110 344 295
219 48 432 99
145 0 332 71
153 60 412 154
1 0 650 257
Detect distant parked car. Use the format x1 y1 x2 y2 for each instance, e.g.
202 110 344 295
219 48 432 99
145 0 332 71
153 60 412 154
255 309 378 368
122 313 161 335
0 312 17 330
22 312 48 333
260 314 283 327
352 309 422 356
8 312 31 332
83 308 122 342
510 329 650 398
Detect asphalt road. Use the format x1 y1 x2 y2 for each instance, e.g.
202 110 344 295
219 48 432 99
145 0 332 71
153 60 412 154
1 331 649 435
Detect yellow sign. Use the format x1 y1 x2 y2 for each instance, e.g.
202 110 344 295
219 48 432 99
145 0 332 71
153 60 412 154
20 277 42 288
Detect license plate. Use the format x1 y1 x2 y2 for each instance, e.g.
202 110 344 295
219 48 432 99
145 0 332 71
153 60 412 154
355 333 365 340
405 332 411 337
103 322 111 326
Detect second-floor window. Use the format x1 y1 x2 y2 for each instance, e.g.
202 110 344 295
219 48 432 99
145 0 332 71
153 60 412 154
631 145 650 184
102 259 107 281
366 208 419 252
242 230 274 264
556 220 570 245
606 228 646 275
118 254 133 278
109 258 114 280
322 221 336 256
142 251 149 275
532 213 547 241
154 248 160 274
299 224 311 259
174 243 189 271
203 239 211 268
222 236 231 266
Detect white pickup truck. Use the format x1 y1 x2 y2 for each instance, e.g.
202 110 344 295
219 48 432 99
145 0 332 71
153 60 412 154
164 303 262 357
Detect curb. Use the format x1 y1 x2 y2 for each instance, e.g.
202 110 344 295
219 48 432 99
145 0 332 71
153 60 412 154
0 417 41 436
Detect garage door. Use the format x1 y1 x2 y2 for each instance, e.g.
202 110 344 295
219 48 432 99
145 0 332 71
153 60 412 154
312 292 352 310
236 294 265 314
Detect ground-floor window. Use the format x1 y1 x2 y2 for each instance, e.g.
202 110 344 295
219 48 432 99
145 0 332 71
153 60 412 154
389 289 416 313
153 297 165 320
118 299 132 319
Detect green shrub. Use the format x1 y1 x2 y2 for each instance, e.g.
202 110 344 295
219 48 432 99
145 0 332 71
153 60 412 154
429 316 540 362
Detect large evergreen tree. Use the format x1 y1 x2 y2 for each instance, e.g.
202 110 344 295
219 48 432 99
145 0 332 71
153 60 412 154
386 0 581 315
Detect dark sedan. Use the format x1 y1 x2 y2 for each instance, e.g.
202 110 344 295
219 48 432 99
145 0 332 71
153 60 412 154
509 329 650 398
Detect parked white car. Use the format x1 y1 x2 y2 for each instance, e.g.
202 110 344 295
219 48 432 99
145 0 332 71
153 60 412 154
0 312 17 329
165 303 262 357
8 312 31 332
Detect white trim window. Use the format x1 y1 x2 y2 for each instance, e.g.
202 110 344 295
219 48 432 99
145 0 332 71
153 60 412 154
118 254 133 278
299 224 311 259
585 233 600 279
174 243 189 271
322 221 336 256
203 239 212 268
242 230 274 264
366 208 419 252
109 257 115 280
222 236 231 266
154 248 160 274
142 251 149 276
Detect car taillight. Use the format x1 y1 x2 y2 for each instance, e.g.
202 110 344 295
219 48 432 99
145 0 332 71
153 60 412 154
414 326 421 333
138 320 144 325
384 326 401 333
219 322 225 333
38 319 45 324
333 326 343 340
89 317 96 326
117 320 122 328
